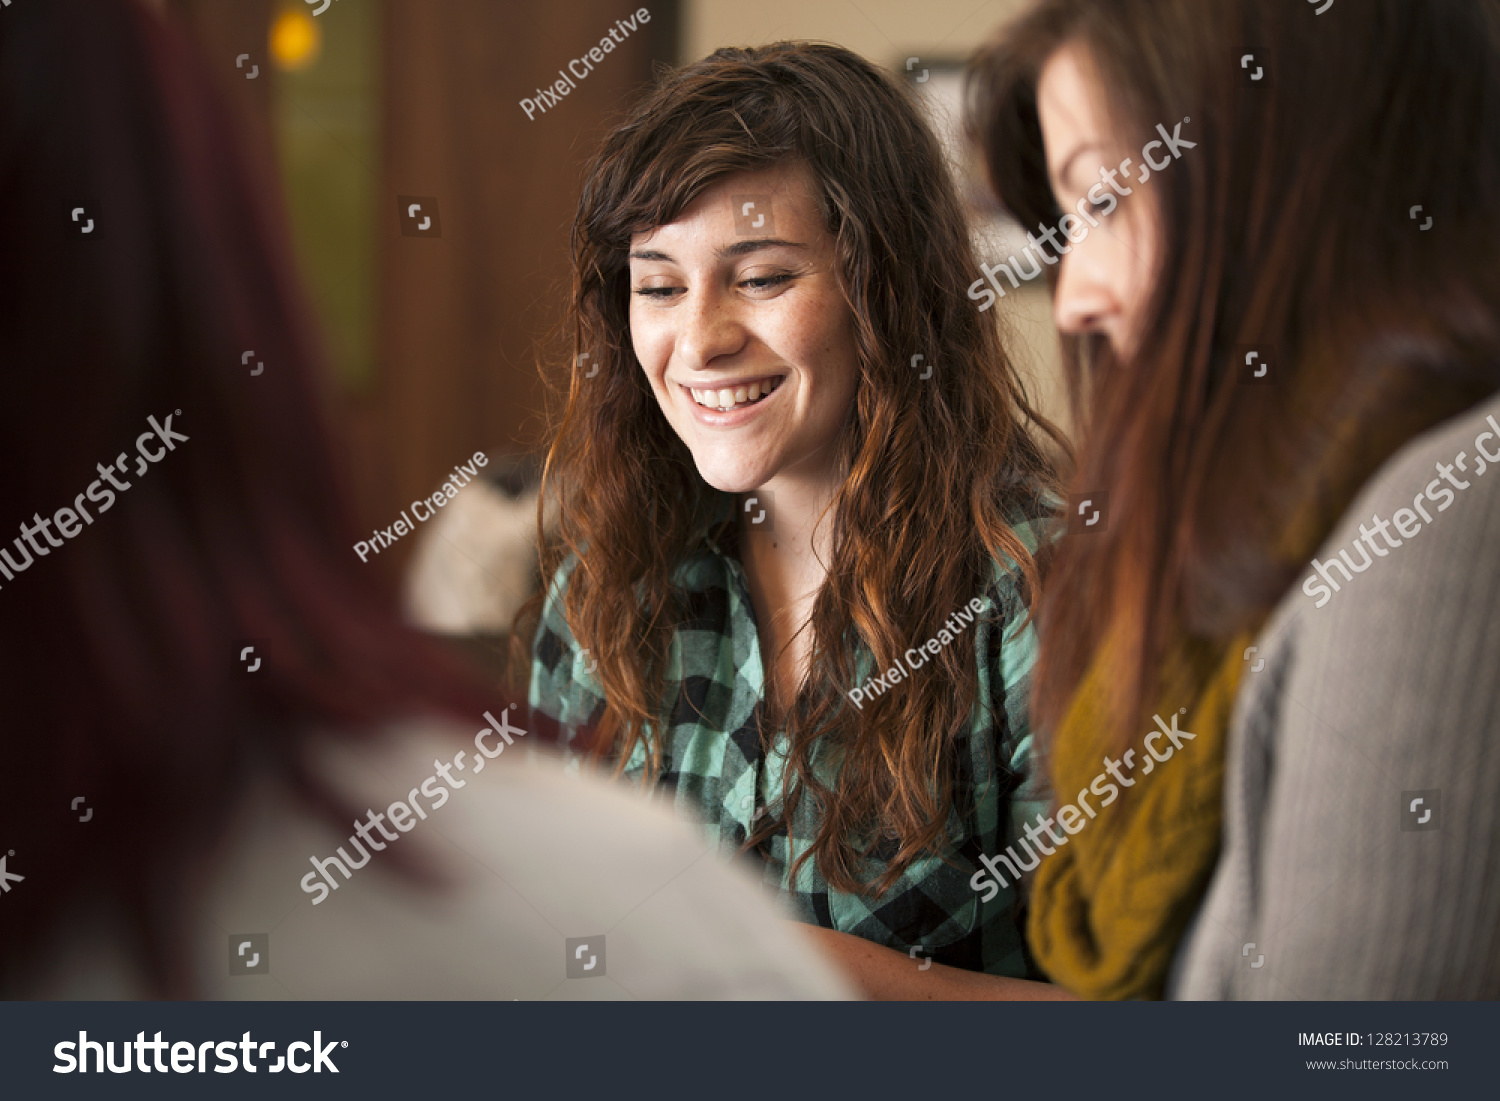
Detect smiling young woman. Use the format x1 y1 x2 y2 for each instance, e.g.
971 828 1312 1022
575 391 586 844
515 43 1071 999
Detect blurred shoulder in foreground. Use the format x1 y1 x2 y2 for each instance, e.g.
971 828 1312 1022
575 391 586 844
26 724 854 1000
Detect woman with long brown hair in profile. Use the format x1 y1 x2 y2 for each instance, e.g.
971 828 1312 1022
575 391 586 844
0 0 849 1001
969 0 1500 998
520 43 1072 998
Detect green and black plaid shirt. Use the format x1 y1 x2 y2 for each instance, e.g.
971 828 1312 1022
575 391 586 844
528 494 1055 977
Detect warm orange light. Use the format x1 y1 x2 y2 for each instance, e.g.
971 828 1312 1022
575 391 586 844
270 9 322 71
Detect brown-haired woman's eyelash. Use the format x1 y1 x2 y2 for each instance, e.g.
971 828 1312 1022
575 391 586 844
740 273 795 290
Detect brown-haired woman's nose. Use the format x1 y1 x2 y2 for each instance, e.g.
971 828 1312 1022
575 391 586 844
1052 260 1116 338
677 291 748 370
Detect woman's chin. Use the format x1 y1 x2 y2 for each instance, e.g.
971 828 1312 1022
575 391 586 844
693 458 775 496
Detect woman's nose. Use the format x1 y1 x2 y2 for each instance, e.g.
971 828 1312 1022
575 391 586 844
676 285 747 370
1051 251 1116 338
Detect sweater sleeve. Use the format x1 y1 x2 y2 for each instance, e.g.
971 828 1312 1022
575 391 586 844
1173 400 1500 999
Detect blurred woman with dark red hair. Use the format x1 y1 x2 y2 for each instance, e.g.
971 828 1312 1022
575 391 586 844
0 0 849 1000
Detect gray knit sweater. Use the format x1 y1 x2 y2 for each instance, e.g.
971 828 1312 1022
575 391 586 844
1171 396 1500 999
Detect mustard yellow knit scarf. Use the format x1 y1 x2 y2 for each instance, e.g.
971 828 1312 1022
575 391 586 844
1025 370 1482 999
1026 632 1251 1000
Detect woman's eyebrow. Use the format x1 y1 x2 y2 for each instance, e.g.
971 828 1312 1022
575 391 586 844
716 237 806 259
627 238 807 264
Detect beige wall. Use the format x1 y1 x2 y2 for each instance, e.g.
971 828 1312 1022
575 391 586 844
682 0 1031 67
680 0 1069 441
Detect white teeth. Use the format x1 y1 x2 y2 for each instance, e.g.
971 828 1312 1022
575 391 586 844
688 377 783 410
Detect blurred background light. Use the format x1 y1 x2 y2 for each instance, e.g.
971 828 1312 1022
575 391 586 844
270 7 322 71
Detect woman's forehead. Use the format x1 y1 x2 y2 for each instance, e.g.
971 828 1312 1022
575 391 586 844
629 164 823 249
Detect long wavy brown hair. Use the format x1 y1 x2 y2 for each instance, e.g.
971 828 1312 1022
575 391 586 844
512 43 1063 896
968 0 1500 751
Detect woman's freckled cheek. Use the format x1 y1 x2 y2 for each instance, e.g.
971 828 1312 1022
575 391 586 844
630 321 665 374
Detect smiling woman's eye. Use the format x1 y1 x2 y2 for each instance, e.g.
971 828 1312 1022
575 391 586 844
633 285 681 299
739 272 795 291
